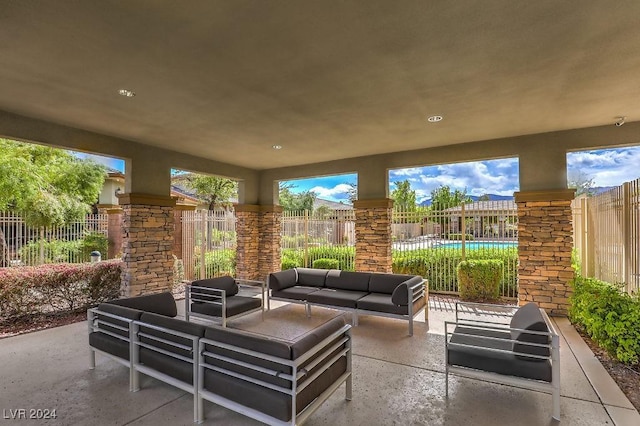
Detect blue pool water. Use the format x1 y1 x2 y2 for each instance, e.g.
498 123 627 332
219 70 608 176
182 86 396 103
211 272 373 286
437 241 517 250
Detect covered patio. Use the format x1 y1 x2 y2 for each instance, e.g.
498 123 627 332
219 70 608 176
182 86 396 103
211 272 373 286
2 3 640 424
2 300 637 425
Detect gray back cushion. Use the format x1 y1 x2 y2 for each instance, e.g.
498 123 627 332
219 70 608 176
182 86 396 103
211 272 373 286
325 270 371 292
204 326 293 389
192 276 238 297
296 268 328 287
510 302 550 359
269 268 298 291
107 291 177 317
368 273 415 294
139 312 206 358
390 276 423 305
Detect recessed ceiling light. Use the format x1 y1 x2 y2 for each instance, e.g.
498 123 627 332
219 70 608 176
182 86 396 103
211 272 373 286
118 89 136 97
272 145 282 150
427 115 443 123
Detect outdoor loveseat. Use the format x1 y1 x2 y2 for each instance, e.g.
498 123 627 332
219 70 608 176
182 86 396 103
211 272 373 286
88 291 353 425
268 268 427 335
445 301 560 421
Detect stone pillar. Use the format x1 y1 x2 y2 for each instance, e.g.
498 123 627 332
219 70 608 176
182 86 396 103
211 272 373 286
259 205 282 280
354 199 393 273
173 204 197 260
119 193 176 297
515 189 575 316
97 204 123 259
235 204 261 280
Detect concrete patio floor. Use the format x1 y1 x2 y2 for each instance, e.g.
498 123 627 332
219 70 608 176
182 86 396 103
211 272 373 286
1 298 638 426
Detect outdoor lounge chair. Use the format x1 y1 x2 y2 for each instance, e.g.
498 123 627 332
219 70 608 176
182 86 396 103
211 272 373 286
185 276 265 327
445 301 560 421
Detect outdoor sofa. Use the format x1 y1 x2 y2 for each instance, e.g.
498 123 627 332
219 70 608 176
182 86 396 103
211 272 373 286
184 276 265 327
268 268 427 335
88 291 353 425
445 301 560 420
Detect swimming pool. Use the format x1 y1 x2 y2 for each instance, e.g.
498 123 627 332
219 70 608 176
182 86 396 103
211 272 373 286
437 241 517 250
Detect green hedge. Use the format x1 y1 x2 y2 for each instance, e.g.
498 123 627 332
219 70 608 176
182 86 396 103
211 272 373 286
457 259 503 301
392 247 517 296
569 276 640 365
281 247 355 271
0 260 122 324
312 258 339 269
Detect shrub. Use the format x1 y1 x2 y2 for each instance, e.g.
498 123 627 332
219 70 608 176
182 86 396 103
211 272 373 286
280 247 355 271
19 232 108 265
456 259 503 302
0 260 122 324
306 246 355 271
392 247 517 297
312 258 339 269
569 276 640 365
194 249 236 279
78 232 108 261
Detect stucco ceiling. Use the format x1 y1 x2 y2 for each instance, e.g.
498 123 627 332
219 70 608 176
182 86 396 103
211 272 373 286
1 1 640 170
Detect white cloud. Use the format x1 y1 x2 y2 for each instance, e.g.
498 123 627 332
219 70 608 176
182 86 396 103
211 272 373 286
567 147 640 187
309 183 352 201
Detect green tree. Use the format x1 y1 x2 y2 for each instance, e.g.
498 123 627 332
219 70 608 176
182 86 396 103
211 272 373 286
185 174 237 210
568 171 595 197
391 180 417 211
279 183 316 212
0 139 106 265
429 185 472 212
478 194 491 201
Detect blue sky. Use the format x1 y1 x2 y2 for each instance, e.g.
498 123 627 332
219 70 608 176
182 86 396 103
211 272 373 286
74 146 640 203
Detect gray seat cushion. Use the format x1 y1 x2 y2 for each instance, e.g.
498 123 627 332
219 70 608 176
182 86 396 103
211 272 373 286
269 269 298 291
368 273 415 294
510 302 550 360
192 276 238 297
448 326 552 382
190 296 261 318
325 270 371 292
296 268 328 287
356 293 407 315
271 286 321 301
306 288 368 308
107 292 177 317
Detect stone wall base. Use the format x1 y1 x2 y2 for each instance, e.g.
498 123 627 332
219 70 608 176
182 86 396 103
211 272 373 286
354 199 393 273
120 194 176 297
515 190 575 316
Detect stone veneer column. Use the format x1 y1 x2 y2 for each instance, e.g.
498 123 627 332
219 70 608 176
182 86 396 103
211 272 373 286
354 199 393 273
119 193 176 297
234 204 261 280
515 189 575 316
259 205 283 280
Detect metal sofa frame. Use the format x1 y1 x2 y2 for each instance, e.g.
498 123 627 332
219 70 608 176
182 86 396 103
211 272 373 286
268 276 427 336
444 302 560 421
197 323 353 425
89 307 352 425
